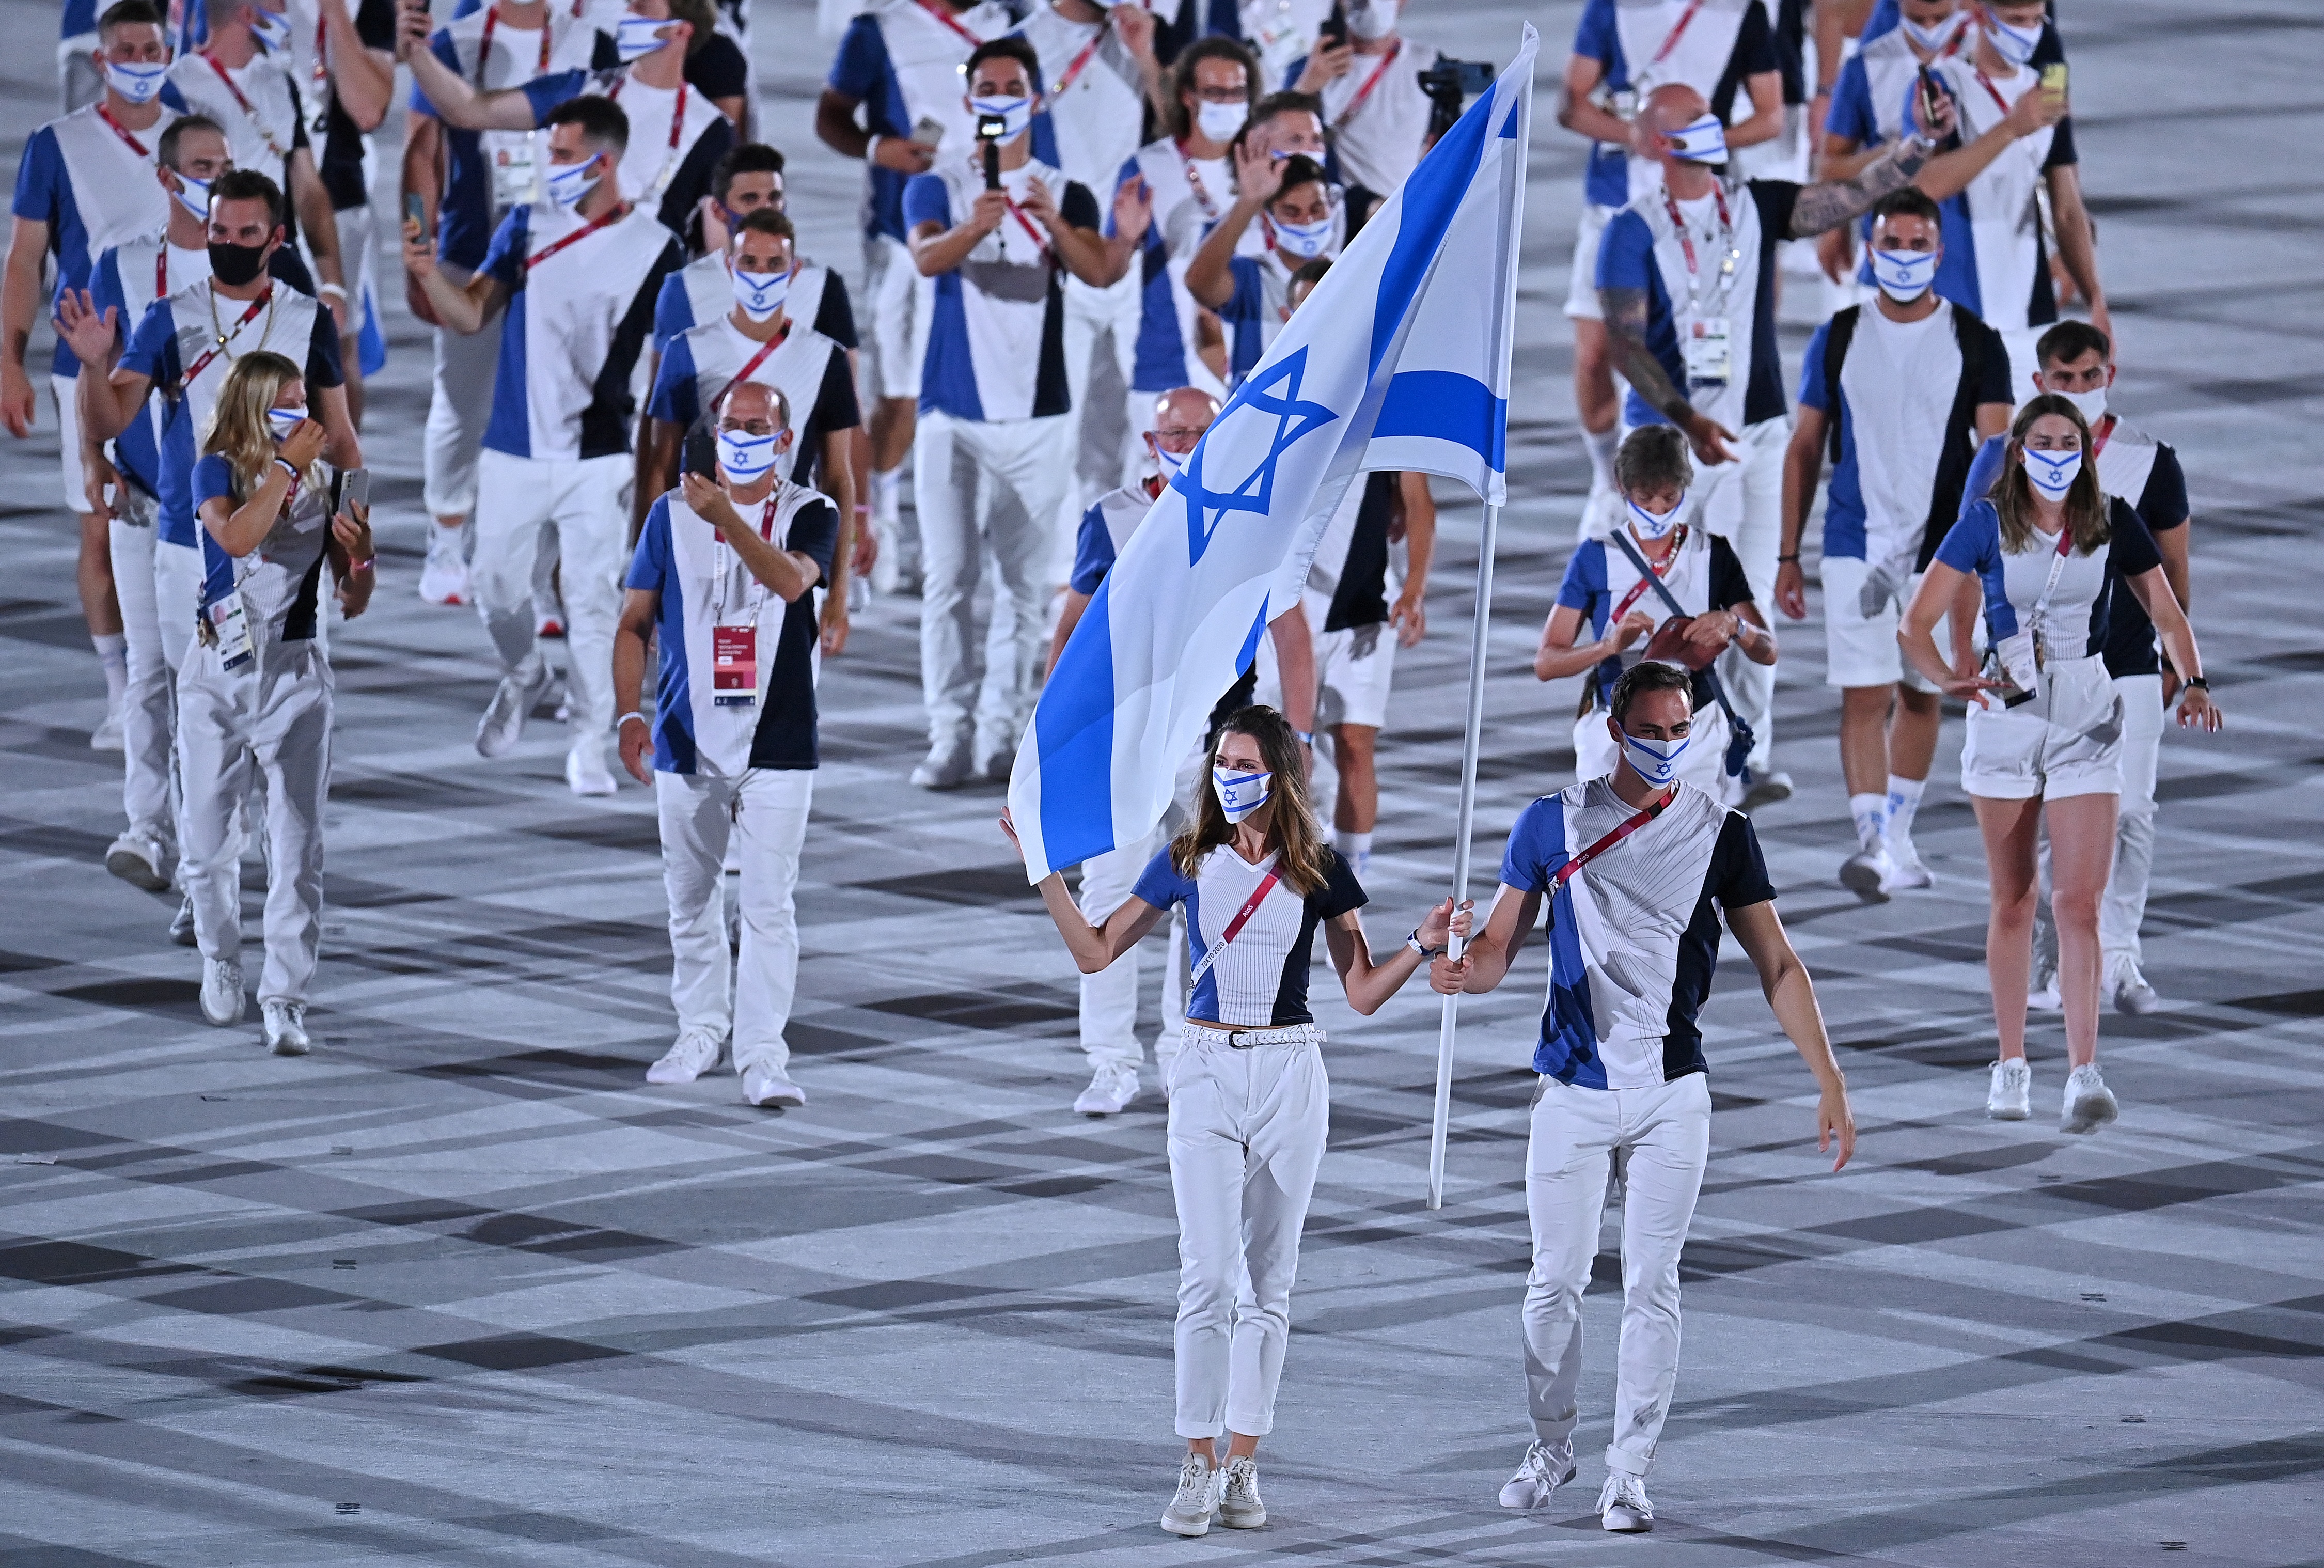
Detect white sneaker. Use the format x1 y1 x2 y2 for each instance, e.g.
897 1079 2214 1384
1840 844 1893 900
1160 1453 1222 1537
200 958 245 1026
564 744 617 797
1073 1063 1139 1115
90 708 124 752
1216 1455 1265 1528
2111 961 2160 1015
1498 1439 1578 1509
104 830 171 891
419 529 469 605
739 1062 806 1108
2061 1063 2118 1134
909 740 971 790
1741 767 1793 810
169 896 196 947
1598 1472 1654 1533
1882 838 1935 891
262 999 310 1056
475 662 554 758
646 1028 723 1084
1987 1058 2031 1120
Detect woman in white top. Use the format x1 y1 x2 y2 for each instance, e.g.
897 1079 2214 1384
1004 703 1459 1539
1903 395 2219 1134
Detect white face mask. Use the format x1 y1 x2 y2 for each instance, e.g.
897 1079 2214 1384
1663 114 1728 163
1271 213 1333 260
730 265 792 321
1899 11 1968 53
1195 99 1246 144
1345 0 1399 41
104 58 170 104
2021 446 2082 501
1615 725 1690 787
1870 247 1939 302
1211 764 1271 823
1149 438 1189 481
2055 385 2108 426
170 170 214 224
1625 492 1685 541
545 156 600 211
247 4 291 51
1985 14 2044 66
614 15 672 61
265 406 304 442
716 428 782 480
968 95 1035 142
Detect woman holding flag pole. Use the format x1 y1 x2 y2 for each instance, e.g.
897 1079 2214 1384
1003 703 1463 1538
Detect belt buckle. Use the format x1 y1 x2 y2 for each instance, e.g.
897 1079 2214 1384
1227 1029 1257 1049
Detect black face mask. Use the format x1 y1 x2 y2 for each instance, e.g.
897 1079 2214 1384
208 241 268 287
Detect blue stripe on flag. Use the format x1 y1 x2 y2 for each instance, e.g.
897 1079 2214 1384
1034 576 1119 868
1234 597 1267 675
1498 96 1521 138
1368 87 1495 378
1375 371 1507 471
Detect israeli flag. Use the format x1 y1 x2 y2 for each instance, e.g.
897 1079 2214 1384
1008 26 1537 882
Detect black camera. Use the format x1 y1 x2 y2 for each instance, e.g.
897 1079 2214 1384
1418 58 1495 142
976 112 1009 190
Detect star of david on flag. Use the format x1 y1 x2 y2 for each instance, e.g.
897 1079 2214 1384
1007 25 1539 882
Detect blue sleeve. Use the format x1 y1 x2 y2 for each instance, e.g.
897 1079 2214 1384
1573 0 1618 65
647 335 698 426
1960 433 2005 515
1101 157 1141 238
1825 55 1875 144
520 68 587 124
1130 847 1195 910
901 173 951 231
190 453 236 508
91 249 125 326
1797 321 1833 411
305 303 344 388
119 299 178 385
652 271 691 352
11 128 60 224
827 15 889 98
1933 500 1999 576
624 497 672 593
1594 210 1654 292
1220 255 1264 324
1498 797 1568 895
1554 540 1605 611
408 29 460 117
480 206 529 287
1069 504 1116 595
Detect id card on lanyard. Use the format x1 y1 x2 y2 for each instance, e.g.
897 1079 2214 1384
206 590 256 669
710 494 781 708
1665 187 1741 388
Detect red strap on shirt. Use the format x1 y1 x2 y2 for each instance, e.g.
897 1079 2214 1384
181 289 274 386
1649 0 1707 65
1549 788 1677 890
726 318 791 395
2091 414 2114 456
1002 194 1051 258
95 103 153 159
1971 66 2013 116
476 5 554 85
607 76 688 148
1044 27 1107 107
1218 868 1282 946
156 245 168 303
1334 40 1402 129
1661 186 1733 279
199 50 290 158
915 0 986 49
1610 525 1687 624
525 201 627 270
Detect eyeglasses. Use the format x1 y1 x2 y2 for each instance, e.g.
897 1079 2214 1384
1190 84 1248 103
1153 427 1209 442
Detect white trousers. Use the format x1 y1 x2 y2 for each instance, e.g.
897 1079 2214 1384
1062 271 1141 512
1693 416 1786 771
1167 1028 1330 1439
912 410 1070 754
108 511 176 842
1522 1073 1711 1478
155 540 201 676
2037 672 2164 970
422 264 497 520
472 450 631 745
655 768 813 1073
178 639 333 1004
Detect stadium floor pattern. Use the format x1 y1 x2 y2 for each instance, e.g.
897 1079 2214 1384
2 2 2320 1562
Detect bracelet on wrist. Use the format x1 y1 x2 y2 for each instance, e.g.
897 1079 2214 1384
1294 729 1314 745
316 282 348 300
618 712 649 730
273 458 298 481
864 134 883 166
1777 552 1800 562
1405 927 1442 960
349 556 374 573
2184 676 2209 691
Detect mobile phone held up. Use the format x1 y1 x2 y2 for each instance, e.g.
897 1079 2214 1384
404 190 430 246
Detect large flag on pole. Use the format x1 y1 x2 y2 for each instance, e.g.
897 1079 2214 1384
1008 25 1538 881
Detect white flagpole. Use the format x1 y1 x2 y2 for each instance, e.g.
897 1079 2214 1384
1427 32 1534 1211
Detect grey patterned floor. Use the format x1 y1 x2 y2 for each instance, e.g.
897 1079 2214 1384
3 2 2321 1563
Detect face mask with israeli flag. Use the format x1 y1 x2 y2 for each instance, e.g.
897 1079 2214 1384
716 428 781 480
1870 247 1938 302
248 4 292 52
1985 14 2044 66
266 407 304 443
1211 765 1271 823
546 157 600 211
171 170 214 224
1273 214 1334 260
2022 446 2081 501
1616 725 1689 787
105 59 170 104
615 15 672 61
1901 11 1968 54
968 95 1034 142
1664 114 1728 163
730 266 792 322
1626 492 1685 541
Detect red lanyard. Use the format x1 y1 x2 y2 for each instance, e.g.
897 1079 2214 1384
608 75 688 151
727 319 790 393
1661 187 1732 278
311 13 330 109
1610 525 1686 623
475 5 553 86
155 245 169 303
1971 66 2012 116
182 289 274 386
2091 415 2114 457
1550 789 1676 890
712 492 783 621
1175 140 1221 220
1002 194 1050 257
1649 0 1706 65
915 0 986 49
1334 40 1401 129
1044 27 1106 106
525 201 626 270
199 51 289 157
95 103 153 158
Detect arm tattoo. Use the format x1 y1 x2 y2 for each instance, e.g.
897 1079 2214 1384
1599 286 1693 424
1788 138 1931 238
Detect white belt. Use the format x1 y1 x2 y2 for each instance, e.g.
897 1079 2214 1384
1179 1020 1323 1050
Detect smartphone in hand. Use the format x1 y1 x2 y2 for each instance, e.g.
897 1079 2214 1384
404 190 430 244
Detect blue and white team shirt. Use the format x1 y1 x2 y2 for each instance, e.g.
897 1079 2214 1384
1282 35 1443 199
1500 778 1775 1088
647 317 860 493
478 203 683 461
87 236 216 500
1213 217 1341 382
166 46 307 195
412 4 602 271
1959 421 2190 680
1113 137 1266 398
1925 45 2076 334
1568 0 1772 209
1822 24 1975 308
825 0 1017 245
515 68 735 239
1554 521 1754 709
1798 304 2011 571
904 158 1097 422
1020 1 1149 203
1934 497 2163 663
118 279 342 548
651 250 853 353
1068 479 1159 593
10 98 189 377
188 451 334 644
1132 846 1368 1027
1596 176 1801 435
624 481 840 776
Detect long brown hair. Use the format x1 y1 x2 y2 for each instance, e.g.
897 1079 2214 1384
199 350 319 499
1995 393 2109 556
1170 703 1334 895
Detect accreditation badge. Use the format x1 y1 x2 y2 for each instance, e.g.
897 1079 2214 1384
712 623 758 708
1683 315 1732 387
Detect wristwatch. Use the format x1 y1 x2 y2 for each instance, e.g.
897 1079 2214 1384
1405 928 1441 959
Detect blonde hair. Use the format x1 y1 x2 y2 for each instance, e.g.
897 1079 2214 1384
199 351 320 500
1995 393 2109 556
1170 704 1334 896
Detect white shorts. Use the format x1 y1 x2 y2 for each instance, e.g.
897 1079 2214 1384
861 231 930 403
1820 556 1979 694
52 372 91 513
1564 203 1612 321
1315 618 1399 730
1960 654 2123 801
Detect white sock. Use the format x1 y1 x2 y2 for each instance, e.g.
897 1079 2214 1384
92 633 128 708
1582 424 1619 493
871 465 903 527
1847 792 1888 853
1338 829 1372 879
1885 774 1925 849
